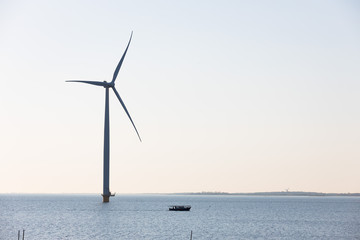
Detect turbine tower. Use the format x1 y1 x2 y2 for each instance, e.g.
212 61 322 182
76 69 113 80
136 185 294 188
67 32 141 202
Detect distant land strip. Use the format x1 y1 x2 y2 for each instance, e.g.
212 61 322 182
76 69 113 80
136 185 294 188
170 191 360 197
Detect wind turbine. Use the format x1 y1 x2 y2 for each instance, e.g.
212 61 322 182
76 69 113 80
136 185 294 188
67 32 141 202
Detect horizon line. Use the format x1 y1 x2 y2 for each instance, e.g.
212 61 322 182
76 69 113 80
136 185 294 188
1 191 360 195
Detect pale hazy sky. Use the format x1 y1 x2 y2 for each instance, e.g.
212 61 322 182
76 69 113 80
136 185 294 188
1 0 359 194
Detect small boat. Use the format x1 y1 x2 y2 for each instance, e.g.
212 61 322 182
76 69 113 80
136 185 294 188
169 205 191 211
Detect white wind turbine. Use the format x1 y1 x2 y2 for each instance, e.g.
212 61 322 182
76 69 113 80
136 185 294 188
67 32 141 202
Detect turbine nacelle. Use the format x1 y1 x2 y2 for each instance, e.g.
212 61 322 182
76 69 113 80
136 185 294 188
103 81 114 88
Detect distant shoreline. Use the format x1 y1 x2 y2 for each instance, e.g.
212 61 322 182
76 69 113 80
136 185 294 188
170 191 360 197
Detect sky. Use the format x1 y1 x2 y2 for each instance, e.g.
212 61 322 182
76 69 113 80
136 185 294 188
0 0 359 194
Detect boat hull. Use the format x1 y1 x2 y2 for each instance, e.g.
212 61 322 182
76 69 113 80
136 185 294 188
169 206 191 211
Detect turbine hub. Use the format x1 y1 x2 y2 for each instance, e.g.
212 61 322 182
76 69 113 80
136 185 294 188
103 81 114 88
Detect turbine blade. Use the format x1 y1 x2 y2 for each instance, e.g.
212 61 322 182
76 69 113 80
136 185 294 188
112 87 142 142
66 80 106 87
111 31 133 83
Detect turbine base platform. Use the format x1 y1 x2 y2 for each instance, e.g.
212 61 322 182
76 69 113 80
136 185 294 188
102 195 110 203
102 192 115 203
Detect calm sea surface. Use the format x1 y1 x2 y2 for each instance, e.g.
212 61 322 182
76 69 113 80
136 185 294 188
0 194 359 239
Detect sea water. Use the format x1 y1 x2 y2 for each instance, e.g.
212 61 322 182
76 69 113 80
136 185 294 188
0 194 359 239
